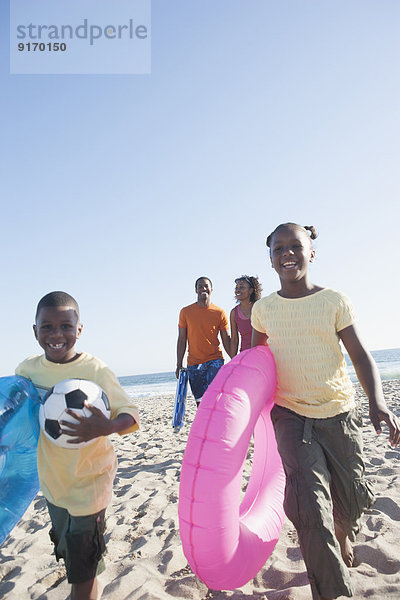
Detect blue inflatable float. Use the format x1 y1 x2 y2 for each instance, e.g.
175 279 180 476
0 375 40 546
172 368 188 431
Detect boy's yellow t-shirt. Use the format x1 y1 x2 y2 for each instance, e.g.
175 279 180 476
251 288 356 419
15 352 139 516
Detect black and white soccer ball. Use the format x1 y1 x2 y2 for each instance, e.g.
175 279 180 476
39 379 110 449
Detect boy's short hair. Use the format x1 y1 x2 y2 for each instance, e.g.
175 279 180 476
195 276 213 289
35 291 80 321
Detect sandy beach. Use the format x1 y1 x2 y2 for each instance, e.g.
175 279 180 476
1 381 400 600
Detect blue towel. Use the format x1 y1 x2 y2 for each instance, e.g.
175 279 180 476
172 369 188 431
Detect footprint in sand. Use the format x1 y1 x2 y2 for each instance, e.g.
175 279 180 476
376 467 396 477
373 497 400 521
158 549 173 574
364 515 390 533
369 457 384 466
36 565 67 590
355 544 400 574
385 450 400 460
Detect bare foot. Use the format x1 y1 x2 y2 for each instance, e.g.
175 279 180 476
334 522 354 567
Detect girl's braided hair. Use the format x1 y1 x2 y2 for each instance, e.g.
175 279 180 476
266 223 318 248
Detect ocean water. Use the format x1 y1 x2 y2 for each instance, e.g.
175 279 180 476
345 347 400 384
119 371 177 399
119 347 400 399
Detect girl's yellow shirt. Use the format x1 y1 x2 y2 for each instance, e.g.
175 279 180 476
251 288 356 418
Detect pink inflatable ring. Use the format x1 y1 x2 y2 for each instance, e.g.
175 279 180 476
178 346 285 590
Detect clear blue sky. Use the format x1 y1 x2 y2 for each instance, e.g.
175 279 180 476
1 1 399 376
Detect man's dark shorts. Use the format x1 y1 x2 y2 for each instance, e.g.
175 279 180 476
47 501 106 584
187 358 224 402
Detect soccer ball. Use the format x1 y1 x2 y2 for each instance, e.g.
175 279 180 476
39 379 110 449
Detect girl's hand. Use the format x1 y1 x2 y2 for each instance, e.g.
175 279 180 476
61 403 111 444
369 404 400 448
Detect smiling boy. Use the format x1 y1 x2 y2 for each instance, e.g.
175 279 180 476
16 291 139 600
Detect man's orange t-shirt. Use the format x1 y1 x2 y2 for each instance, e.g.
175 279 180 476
178 302 229 366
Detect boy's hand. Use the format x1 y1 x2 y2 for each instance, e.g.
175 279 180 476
60 402 112 444
369 403 400 448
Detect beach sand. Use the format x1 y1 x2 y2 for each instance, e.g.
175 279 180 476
1 381 400 599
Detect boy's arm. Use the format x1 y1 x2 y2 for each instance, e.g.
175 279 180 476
339 324 400 447
61 406 136 445
104 412 136 434
176 327 187 378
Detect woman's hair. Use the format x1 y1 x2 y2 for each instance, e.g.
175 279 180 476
266 223 318 248
235 275 262 303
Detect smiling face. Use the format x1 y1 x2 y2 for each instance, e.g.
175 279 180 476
269 225 315 283
235 279 253 302
195 278 212 305
34 306 83 363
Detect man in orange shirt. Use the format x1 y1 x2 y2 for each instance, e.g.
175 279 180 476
176 277 230 406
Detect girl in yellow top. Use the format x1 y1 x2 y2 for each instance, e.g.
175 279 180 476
251 222 400 600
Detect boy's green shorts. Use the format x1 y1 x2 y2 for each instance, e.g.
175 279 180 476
46 501 106 584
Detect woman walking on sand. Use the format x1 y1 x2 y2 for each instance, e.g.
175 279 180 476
229 275 262 357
